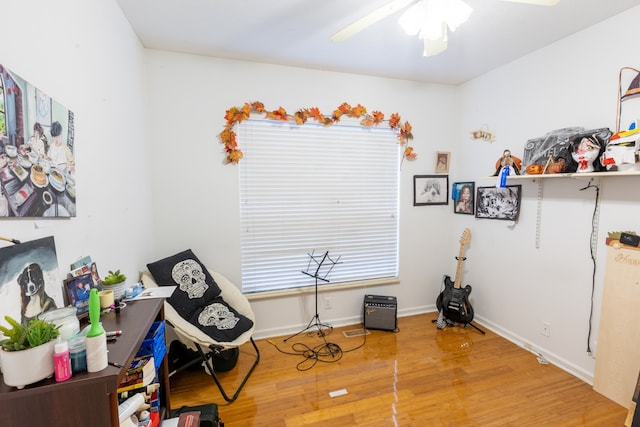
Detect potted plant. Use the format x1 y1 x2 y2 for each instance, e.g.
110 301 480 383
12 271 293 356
102 269 128 299
0 315 60 389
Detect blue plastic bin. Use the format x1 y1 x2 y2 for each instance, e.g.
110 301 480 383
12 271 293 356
136 320 166 371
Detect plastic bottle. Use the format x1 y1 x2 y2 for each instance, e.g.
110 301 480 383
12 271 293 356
53 339 72 382
68 334 87 373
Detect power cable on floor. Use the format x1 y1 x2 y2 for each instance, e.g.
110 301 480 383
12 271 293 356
267 327 367 371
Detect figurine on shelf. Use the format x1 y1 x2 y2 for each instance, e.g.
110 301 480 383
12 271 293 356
493 149 521 176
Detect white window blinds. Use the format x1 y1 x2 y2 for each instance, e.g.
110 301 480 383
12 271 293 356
237 118 400 294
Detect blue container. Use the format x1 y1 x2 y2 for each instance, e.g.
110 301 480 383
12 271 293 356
68 335 87 373
135 320 166 371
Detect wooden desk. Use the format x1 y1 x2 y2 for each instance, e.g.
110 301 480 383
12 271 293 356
0 298 171 426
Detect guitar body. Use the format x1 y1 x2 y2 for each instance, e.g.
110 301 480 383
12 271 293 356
436 274 474 324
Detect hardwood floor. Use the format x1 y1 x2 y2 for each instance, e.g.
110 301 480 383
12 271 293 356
168 314 627 426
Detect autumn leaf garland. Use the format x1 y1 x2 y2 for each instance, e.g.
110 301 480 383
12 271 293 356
219 101 417 164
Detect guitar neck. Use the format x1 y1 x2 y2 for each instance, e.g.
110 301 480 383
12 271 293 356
453 245 467 289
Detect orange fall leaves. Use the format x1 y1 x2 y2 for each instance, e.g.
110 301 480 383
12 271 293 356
220 102 417 164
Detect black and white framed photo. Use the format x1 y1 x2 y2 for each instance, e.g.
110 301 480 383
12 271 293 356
475 185 522 221
452 182 475 215
413 175 449 206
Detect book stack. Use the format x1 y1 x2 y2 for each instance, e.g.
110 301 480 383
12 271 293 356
117 355 156 393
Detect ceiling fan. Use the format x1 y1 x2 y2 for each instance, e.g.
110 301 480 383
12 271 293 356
330 0 560 57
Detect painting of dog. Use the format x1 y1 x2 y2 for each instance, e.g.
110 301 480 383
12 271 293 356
0 236 63 325
18 263 57 323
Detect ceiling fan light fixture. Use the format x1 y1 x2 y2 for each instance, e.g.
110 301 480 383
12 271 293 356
398 1 428 36
442 0 473 32
399 0 472 46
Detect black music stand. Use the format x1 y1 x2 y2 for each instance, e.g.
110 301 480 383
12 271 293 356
284 250 342 342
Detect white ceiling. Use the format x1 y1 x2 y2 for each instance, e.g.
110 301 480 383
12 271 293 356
115 0 640 85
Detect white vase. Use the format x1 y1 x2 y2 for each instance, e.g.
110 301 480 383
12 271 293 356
0 340 56 389
104 281 127 299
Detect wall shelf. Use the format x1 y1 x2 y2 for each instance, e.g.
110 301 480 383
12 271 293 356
480 170 640 181
508 170 640 179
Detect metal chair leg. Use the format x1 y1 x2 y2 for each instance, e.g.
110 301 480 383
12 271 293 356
195 337 260 403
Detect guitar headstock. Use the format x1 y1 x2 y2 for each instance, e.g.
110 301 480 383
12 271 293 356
460 228 472 246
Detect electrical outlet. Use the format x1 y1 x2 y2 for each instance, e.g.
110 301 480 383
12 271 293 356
324 296 332 310
541 322 551 337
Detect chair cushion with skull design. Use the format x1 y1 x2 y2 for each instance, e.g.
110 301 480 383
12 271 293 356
189 296 253 342
147 249 253 343
147 249 222 319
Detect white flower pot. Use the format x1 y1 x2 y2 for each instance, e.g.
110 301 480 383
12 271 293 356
0 340 56 389
104 281 127 299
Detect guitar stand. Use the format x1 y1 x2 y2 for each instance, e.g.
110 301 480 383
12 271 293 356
463 322 486 334
431 317 486 334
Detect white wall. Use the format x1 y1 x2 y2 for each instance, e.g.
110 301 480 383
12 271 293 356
454 6 640 382
143 52 458 337
0 1 155 287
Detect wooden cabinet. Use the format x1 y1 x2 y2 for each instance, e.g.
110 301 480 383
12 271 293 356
593 244 640 407
0 298 170 426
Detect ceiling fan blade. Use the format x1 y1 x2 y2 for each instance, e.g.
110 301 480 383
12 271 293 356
330 0 418 42
500 0 559 5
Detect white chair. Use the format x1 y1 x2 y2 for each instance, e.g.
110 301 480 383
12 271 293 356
141 269 260 403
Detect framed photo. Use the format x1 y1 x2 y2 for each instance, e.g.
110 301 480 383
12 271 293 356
435 151 450 174
475 185 522 221
414 175 449 206
453 182 475 215
64 273 95 317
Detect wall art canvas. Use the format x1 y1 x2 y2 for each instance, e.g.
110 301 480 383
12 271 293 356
475 185 522 221
0 63 76 217
0 236 64 325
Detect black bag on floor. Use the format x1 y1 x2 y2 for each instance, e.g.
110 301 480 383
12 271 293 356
209 346 239 372
168 340 201 372
168 340 239 374
172 403 222 427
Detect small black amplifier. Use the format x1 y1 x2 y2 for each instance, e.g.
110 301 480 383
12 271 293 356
363 294 397 331
620 232 640 248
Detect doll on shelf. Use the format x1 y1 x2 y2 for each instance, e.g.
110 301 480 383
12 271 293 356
493 149 521 176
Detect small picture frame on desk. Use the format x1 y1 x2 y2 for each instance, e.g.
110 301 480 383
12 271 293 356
64 273 96 318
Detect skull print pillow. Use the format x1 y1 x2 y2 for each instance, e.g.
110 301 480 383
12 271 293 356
189 297 253 343
147 249 222 319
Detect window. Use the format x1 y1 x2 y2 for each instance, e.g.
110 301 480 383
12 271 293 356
237 118 400 294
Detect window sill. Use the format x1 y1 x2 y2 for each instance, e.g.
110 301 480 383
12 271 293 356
244 277 400 301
